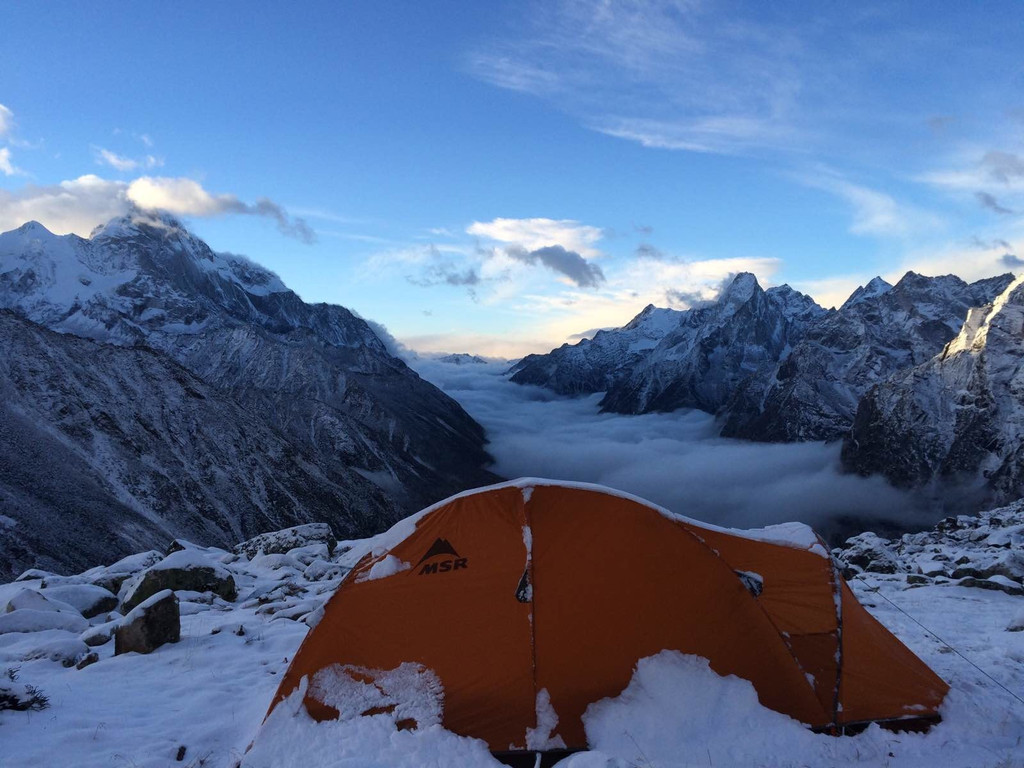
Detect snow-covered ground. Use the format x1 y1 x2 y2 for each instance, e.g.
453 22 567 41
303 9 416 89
2 510 1024 767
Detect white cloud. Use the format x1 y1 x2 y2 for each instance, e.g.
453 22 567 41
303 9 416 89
0 174 315 242
94 147 163 173
411 360 932 534
0 103 13 139
798 170 945 239
468 217 605 257
596 115 799 155
0 175 129 235
0 147 19 176
394 249 781 358
127 176 233 216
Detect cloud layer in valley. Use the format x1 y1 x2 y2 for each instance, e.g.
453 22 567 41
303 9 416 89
413 359 933 538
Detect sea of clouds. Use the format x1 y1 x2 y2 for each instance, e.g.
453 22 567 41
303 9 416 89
412 359 938 541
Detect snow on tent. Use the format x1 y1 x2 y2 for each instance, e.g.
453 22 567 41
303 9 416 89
261 479 948 761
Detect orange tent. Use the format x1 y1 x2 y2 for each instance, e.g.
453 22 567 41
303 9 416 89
268 479 947 757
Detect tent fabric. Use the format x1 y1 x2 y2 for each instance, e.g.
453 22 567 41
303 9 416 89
268 479 949 752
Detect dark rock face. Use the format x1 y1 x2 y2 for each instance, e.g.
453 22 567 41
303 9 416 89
601 276 827 414
842 277 1024 507
0 215 498 579
114 590 180 655
722 272 1015 442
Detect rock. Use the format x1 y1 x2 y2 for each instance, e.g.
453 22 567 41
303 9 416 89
14 569 53 583
22 636 92 667
303 559 347 581
839 532 901 574
950 552 1024 582
235 523 337 559
81 624 114 647
0 609 89 635
120 551 237 612
915 558 947 577
41 585 118 619
4 588 81 615
75 652 99 670
83 551 163 594
906 574 931 585
114 590 180 655
1007 609 1024 632
956 576 1024 596
166 539 193 555
842 275 1024 507
729 272 1012 442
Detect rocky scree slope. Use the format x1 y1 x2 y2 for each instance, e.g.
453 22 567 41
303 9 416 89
0 216 496 575
836 497 1024 597
842 275 1024 507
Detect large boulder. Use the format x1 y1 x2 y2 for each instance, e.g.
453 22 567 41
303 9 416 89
120 551 237 612
235 523 336 559
41 585 118 619
82 551 163 594
114 590 180 655
0 609 89 635
3 588 80 616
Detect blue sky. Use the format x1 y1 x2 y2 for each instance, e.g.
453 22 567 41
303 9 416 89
1 1 1023 355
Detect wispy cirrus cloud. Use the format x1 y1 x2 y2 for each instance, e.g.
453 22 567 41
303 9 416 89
0 103 13 139
93 146 163 173
796 168 946 239
466 1 807 155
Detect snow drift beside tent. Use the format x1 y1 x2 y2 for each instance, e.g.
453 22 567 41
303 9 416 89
262 479 948 759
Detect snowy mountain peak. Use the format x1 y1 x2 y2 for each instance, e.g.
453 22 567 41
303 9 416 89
719 272 760 304
16 220 55 237
88 210 188 241
841 276 892 309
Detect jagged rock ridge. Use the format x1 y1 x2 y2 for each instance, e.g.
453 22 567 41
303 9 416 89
600 275 828 414
723 271 1015 442
510 303 682 395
